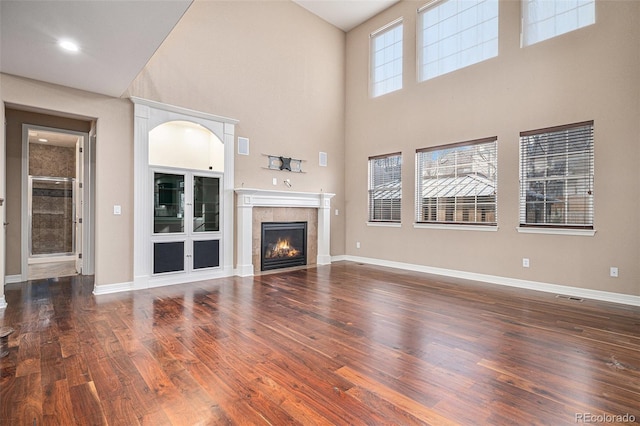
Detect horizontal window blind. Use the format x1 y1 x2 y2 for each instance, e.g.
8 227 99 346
416 137 497 225
369 153 402 222
519 121 594 228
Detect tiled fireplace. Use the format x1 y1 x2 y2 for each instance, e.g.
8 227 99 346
235 189 335 276
261 221 308 271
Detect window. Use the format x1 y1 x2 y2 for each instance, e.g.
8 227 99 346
416 137 497 225
519 121 594 229
371 19 403 97
368 153 402 222
522 0 595 47
418 0 498 81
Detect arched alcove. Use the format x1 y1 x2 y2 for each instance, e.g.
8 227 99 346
100 97 238 294
149 120 225 172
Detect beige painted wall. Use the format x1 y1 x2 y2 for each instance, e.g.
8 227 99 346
4 0 634 299
5 108 90 275
1 74 134 287
125 0 346 256
2 0 345 290
345 1 640 296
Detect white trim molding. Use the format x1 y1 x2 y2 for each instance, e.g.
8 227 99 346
116 97 238 297
516 227 596 236
0 297 6 310
414 223 498 232
5 275 22 284
335 255 640 307
235 188 335 277
92 281 134 296
367 222 402 228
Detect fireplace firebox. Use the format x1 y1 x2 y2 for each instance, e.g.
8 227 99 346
261 222 307 271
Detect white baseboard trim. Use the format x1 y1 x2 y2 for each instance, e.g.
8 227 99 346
235 264 254 277
330 255 348 262
94 267 237 296
5 275 23 284
93 281 134 296
0 296 6 309
336 255 640 307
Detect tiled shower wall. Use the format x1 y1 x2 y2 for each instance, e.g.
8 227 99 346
29 143 76 255
29 143 75 178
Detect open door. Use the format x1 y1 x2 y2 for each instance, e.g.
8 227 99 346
22 125 90 281
75 135 84 274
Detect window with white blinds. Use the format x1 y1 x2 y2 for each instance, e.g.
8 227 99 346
522 0 595 47
519 121 594 228
416 137 497 225
368 153 402 222
371 19 403 97
418 0 498 82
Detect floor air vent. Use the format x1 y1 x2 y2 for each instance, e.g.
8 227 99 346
556 294 584 302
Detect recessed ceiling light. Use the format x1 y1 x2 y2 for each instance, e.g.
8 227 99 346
59 39 80 53
38 138 48 142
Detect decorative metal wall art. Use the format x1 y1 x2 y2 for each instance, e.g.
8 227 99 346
265 154 304 173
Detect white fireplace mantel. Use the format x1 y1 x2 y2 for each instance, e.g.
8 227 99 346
235 188 335 276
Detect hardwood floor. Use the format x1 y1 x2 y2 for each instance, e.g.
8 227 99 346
1 261 639 425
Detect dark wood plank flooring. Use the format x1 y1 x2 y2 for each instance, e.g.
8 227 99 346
1 261 639 425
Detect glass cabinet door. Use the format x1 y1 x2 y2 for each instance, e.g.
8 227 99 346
152 171 221 275
193 176 220 232
154 172 185 233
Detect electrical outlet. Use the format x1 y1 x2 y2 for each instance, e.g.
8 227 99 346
522 258 530 268
335 209 339 216
272 177 277 185
610 267 619 278
356 242 361 249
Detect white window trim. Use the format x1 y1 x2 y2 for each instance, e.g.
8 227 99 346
414 223 498 232
516 227 596 237
519 121 594 230
368 152 402 223
417 0 499 82
370 17 404 98
367 222 402 228
415 137 498 226
520 0 596 47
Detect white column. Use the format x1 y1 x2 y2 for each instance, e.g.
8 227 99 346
317 193 332 265
222 122 235 275
235 193 254 276
132 103 151 290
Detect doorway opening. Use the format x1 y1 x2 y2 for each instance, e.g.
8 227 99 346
23 126 89 281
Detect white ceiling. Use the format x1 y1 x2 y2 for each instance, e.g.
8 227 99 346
293 0 400 32
0 0 397 98
0 0 193 97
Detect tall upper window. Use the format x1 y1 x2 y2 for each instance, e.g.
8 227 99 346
418 0 498 82
416 138 497 225
522 0 595 47
519 121 594 229
371 19 403 97
368 153 402 222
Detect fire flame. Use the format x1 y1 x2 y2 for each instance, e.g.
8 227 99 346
265 238 300 259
